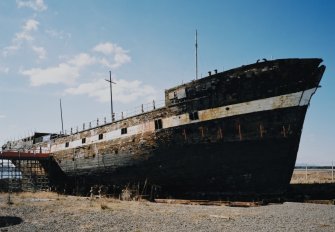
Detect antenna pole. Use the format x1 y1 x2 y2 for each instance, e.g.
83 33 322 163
195 30 198 80
105 71 116 122
332 160 334 182
109 71 113 121
60 99 64 134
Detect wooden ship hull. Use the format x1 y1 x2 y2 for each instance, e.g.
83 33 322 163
2 58 325 198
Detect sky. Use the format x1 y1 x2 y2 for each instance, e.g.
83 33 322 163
0 0 334 165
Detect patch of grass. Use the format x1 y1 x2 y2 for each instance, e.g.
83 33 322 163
100 203 109 210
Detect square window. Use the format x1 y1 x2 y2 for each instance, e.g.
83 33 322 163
189 111 199 120
154 119 163 130
82 138 86 144
98 134 103 140
121 127 127 135
65 142 69 148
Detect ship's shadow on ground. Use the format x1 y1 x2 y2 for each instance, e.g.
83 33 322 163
160 183 335 202
149 183 335 203
0 216 23 228
58 182 335 203
286 183 335 202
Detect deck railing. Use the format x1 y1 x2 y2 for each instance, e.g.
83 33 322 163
62 99 165 135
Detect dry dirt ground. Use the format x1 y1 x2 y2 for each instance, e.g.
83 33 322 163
0 192 335 232
290 169 334 184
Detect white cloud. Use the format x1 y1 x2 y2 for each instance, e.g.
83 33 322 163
21 63 79 86
0 66 10 74
20 53 96 86
114 51 131 67
0 115 6 119
65 79 108 102
113 79 157 103
23 19 39 31
15 32 33 41
93 43 118 55
65 78 157 104
2 45 20 57
14 19 39 42
21 53 96 86
45 29 60 37
16 0 47 12
98 58 113 68
46 29 71 40
32 46 46 60
2 18 40 57
21 41 131 86
2 44 20 57
93 42 131 69
68 53 96 67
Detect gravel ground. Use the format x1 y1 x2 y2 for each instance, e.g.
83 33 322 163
0 192 334 232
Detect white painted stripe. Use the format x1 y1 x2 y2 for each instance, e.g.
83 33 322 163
50 88 316 152
299 88 317 106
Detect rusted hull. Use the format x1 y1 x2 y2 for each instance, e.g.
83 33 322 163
60 105 307 197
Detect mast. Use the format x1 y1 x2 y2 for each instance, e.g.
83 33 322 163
105 71 116 122
60 99 64 134
195 30 198 80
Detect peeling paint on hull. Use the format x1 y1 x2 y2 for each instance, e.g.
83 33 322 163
60 105 307 197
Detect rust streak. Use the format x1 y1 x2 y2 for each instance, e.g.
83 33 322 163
238 123 243 141
281 125 287 137
199 127 204 138
182 129 187 141
217 127 223 140
259 124 266 138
